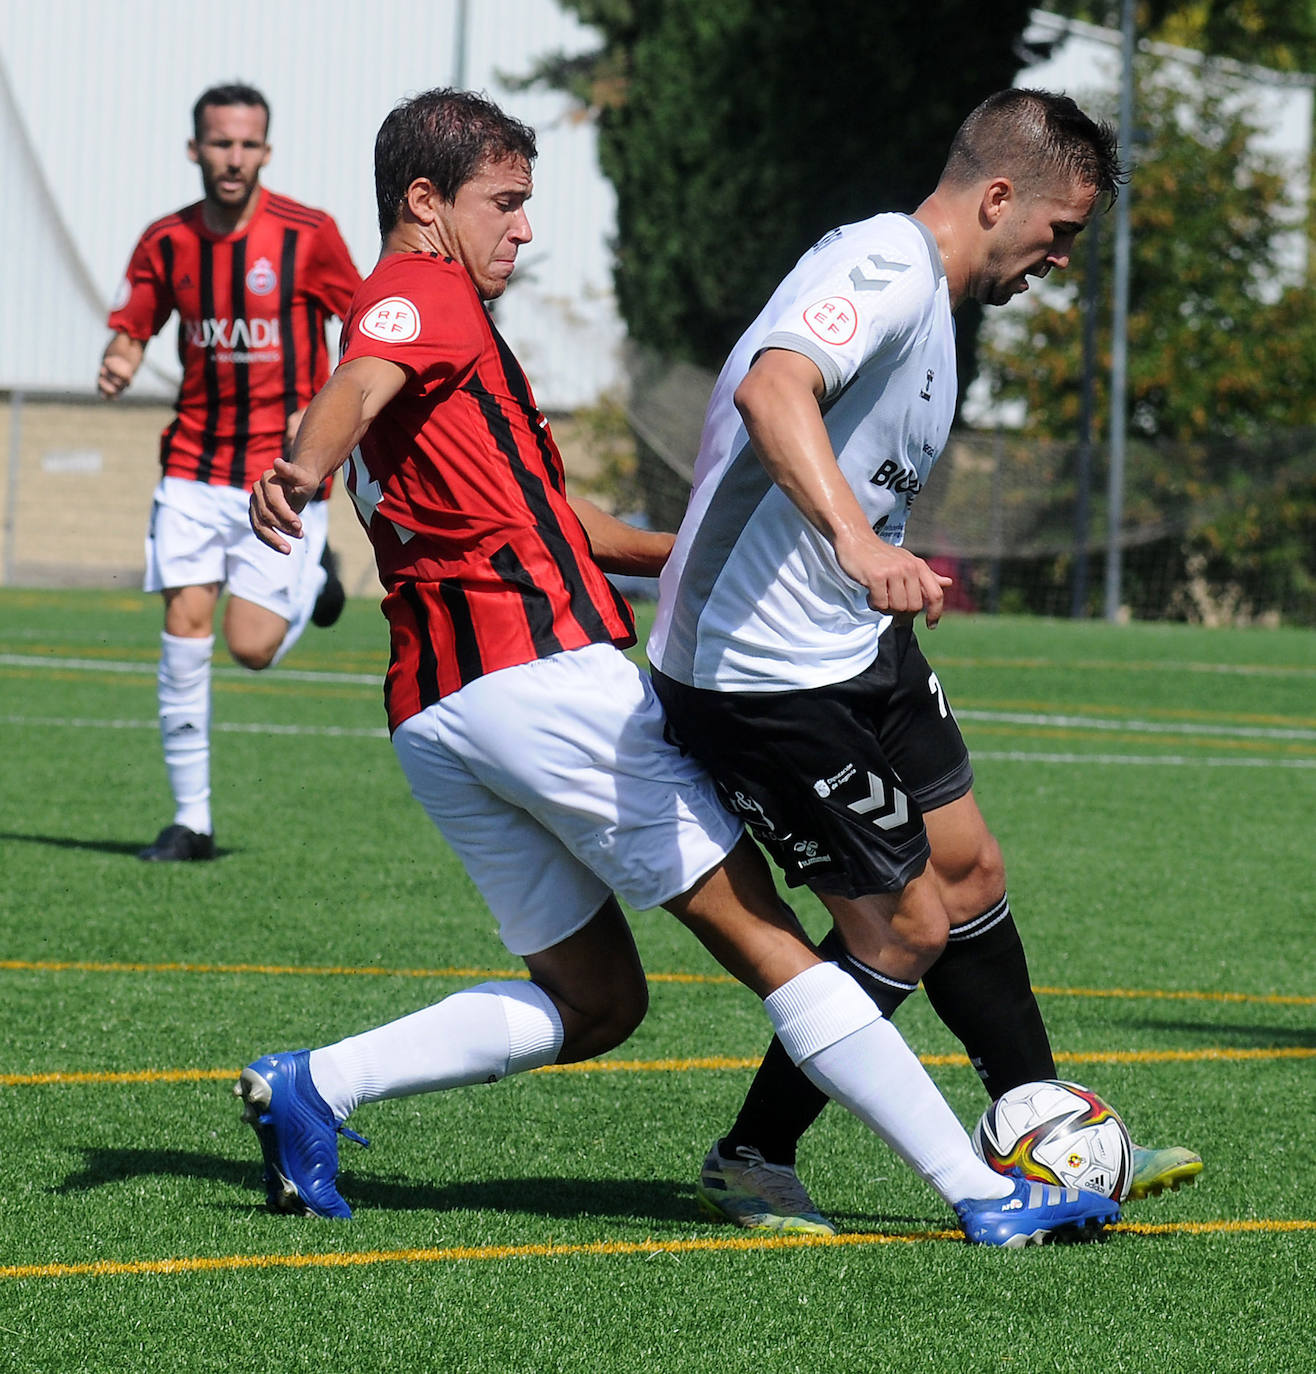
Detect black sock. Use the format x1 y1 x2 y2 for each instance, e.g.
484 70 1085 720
721 930 919 1167
920 893 1056 1101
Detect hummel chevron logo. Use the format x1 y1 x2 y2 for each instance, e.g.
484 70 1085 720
846 771 909 830
849 255 910 292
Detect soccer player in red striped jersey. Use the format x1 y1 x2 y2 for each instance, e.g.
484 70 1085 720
232 88 1118 1249
97 84 361 862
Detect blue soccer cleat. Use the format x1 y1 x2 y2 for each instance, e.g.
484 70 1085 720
235 1050 368 1219
954 1170 1120 1248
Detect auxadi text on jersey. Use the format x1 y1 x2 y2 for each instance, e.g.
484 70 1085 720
185 317 281 356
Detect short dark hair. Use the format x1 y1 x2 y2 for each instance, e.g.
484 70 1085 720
941 88 1125 204
374 88 537 236
192 83 270 142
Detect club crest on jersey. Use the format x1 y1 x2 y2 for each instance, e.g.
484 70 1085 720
360 297 421 344
803 296 857 345
245 257 278 295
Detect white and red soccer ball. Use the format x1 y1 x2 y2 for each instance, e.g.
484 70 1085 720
973 1078 1133 1202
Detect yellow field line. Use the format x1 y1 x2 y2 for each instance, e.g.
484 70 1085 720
2 958 1311 1006
4 1217 1313 1281
4 1045 1312 1088
1034 983 1316 1007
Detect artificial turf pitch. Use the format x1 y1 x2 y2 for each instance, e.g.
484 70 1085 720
1 587 1313 1372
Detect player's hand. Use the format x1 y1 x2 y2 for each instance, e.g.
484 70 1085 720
97 354 135 399
249 457 318 555
834 531 954 628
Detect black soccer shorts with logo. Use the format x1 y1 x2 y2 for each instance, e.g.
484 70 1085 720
650 624 973 899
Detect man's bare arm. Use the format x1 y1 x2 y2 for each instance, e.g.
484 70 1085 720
97 332 145 399
569 498 675 576
249 355 407 554
734 347 951 627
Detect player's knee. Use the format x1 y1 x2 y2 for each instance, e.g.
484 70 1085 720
552 958 648 1062
600 988 648 1053
601 970 649 1047
940 832 1006 924
893 907 951 966
226 637 279 671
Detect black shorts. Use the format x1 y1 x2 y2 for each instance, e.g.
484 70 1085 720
651 626 973 898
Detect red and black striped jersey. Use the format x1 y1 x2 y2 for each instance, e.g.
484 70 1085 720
108 187 361 491
338 252 636 730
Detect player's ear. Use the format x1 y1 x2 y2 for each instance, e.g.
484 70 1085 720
404 178 442 224
187 138 200 165
981 178 1013 227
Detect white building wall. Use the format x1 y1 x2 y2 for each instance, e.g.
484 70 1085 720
0 0 622 408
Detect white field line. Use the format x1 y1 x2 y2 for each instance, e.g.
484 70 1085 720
5 654 1315 758
4 714 1314 765
1 714 388 739
956 708 1316 742
0 653 377 686
8 650 1315 684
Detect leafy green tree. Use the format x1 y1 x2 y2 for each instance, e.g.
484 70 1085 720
1045 0 1316 72
525 1 1038 526
978 69 1316 442
534 0 1035 372
975 63 1316 621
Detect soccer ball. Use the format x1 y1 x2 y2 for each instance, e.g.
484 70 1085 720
972 1079 1133 1201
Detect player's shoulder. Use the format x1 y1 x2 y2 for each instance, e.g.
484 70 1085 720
262 189 335 230
347 253 483 340
795 212 944 341
802 212 937 280
134 203 196 247
361 252 478 302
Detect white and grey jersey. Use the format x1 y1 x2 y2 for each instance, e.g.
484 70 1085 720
647 213 956 693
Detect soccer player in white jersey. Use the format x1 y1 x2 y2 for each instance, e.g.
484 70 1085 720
649 89 1201 1235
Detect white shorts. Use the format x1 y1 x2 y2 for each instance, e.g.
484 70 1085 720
144 476 327 620
391 643 744 956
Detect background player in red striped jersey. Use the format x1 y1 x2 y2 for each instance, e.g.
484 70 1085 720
97 83 361 861
232 88 1117 1247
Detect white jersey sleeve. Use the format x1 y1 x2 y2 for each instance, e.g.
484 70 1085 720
757 231 922 400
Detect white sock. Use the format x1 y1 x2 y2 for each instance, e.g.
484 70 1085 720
158 632 213 834
765 962 1012 1205
308 980 564 1123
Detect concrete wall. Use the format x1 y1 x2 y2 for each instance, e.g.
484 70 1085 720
0 397 601 596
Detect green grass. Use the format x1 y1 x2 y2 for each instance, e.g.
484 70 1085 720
1 589 1314 1373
